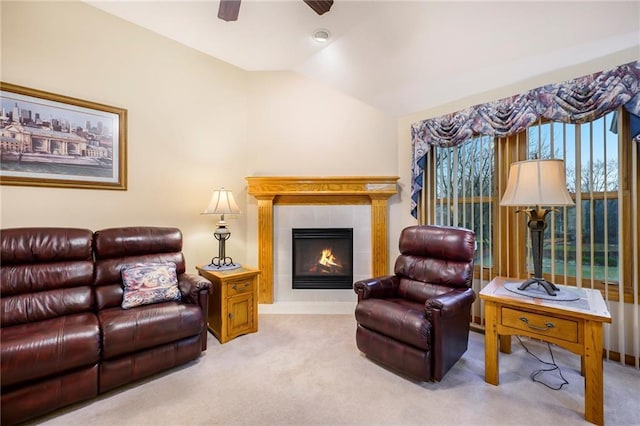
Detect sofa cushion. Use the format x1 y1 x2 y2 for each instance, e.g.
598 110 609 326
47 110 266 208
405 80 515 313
99 302 204 359
0 313 100 387
355 298 431 350
1 227 95 327
93 227 183 260
121 262 180 309
93 227 187 310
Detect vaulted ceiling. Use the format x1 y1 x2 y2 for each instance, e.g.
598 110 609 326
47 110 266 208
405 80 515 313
87 1 640 117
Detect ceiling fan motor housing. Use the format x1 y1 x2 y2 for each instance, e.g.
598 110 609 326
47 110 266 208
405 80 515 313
218 0 334 22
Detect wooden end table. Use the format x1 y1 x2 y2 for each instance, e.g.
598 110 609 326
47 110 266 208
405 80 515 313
197 265 260 344
479 276 612 425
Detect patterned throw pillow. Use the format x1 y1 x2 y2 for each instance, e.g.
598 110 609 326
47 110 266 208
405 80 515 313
121 262 181 309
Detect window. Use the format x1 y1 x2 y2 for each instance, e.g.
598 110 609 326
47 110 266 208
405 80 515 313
427 135 496 280
424 108 638 302
524 111 635 302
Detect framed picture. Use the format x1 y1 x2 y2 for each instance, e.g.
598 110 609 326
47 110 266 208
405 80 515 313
0 82 127 190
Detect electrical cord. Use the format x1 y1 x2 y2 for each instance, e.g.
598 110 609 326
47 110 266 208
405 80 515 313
516 336 569 390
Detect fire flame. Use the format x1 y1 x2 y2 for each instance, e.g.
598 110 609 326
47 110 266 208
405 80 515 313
318 248 341 268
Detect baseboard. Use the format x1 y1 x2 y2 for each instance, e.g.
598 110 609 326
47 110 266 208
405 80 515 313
258 301 356 315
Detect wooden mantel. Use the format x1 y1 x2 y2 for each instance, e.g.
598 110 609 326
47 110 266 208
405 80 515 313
246 176 399 304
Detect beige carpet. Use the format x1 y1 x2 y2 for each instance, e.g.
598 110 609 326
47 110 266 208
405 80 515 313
32 314 639 426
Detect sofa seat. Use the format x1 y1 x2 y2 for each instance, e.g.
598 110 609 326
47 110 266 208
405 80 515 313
99 301 204 359
0 313 100 388
355 298 431 350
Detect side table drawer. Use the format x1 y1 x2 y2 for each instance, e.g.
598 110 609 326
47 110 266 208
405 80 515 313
502 307 578 343
227 279 254 296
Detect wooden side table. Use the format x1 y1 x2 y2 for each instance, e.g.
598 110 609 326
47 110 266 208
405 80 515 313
197 265 260 344
479 276 611 425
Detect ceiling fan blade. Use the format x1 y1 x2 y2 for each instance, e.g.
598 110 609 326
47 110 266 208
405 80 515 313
218 0 241 22
303 0 334 16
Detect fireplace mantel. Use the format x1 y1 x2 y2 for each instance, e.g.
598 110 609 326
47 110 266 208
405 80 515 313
247 176 399 304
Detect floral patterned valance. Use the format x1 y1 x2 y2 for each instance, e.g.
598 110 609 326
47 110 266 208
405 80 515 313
410 60 640 218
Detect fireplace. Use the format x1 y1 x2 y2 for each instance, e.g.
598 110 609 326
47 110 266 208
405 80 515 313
292 228 353 290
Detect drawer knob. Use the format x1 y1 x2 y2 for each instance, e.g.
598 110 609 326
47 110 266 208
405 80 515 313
519 317 555 332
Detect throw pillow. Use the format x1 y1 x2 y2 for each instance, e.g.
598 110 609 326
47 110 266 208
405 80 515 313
121 262 181 309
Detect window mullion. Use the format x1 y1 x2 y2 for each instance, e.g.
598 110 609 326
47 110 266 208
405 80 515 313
575 124 583 288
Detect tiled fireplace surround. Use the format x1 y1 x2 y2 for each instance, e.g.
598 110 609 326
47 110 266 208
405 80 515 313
247 176 399 314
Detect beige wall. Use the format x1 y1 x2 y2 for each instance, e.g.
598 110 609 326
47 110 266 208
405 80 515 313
0 1 247 269
244 71 399 268
0 1 400 272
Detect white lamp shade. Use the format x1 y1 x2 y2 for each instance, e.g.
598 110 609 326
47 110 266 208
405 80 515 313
202 188 241 215
500 159 574 207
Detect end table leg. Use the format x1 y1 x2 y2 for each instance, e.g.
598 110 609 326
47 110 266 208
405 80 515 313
583 321 604 425
499 335 512 354
484 301 499 385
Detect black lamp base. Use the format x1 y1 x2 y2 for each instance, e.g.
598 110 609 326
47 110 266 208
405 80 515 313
208 223 240 270
520 207 559 297
518 276 560 296
209 256 240 269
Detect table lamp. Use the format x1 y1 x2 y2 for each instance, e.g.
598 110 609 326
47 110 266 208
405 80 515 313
500 159 574 296
202 187 241 270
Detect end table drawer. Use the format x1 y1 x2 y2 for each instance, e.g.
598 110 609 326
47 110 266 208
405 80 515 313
227 279 253 296
501 307 578 343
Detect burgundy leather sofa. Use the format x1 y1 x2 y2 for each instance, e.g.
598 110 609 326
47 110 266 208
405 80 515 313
0 227 212 425
354 225 476 382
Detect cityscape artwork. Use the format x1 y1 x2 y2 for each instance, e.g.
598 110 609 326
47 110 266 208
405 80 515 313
0 82 127 190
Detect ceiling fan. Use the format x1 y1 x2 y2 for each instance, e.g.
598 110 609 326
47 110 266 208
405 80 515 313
218 0 334 22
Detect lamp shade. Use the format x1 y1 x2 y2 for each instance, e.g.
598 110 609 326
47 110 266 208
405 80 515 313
202 188 241 215
500 159 574 207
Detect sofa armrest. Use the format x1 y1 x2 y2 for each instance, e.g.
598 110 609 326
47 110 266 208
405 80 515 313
178 273 212 304
353 275 398 301
178 273 212 351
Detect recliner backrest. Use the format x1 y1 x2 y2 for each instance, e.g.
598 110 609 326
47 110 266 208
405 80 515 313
0 227 95 326
394 225 475 302
93 227 186 310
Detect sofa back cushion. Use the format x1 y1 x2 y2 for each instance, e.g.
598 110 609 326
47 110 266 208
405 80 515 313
0 227 95 326
93 227 186 310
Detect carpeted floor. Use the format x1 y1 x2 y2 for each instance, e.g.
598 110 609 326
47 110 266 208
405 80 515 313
32 314 640 426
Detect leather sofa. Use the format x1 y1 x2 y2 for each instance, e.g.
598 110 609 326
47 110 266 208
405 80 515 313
354 225 476 382
0 227 212 425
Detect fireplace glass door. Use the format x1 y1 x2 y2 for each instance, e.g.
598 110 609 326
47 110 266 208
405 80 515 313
292 228 353 289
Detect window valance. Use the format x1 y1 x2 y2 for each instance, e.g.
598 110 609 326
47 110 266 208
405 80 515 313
410 60 640 218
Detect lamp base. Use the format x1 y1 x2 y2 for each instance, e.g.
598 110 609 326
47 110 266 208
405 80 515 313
204 262 241 271
518 277 560 296
208 256 241 271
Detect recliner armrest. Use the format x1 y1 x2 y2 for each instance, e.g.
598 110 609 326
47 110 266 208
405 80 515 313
425 286 476 381
425 287 476 320
353 275 399 301
178 273 213 304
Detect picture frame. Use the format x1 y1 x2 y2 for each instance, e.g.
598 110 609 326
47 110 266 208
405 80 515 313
0 82 127 190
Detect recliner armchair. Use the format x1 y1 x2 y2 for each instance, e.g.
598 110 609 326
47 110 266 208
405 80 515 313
354 225 476 382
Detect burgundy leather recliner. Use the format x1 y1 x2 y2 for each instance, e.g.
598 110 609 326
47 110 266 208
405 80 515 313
354 225 476 382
